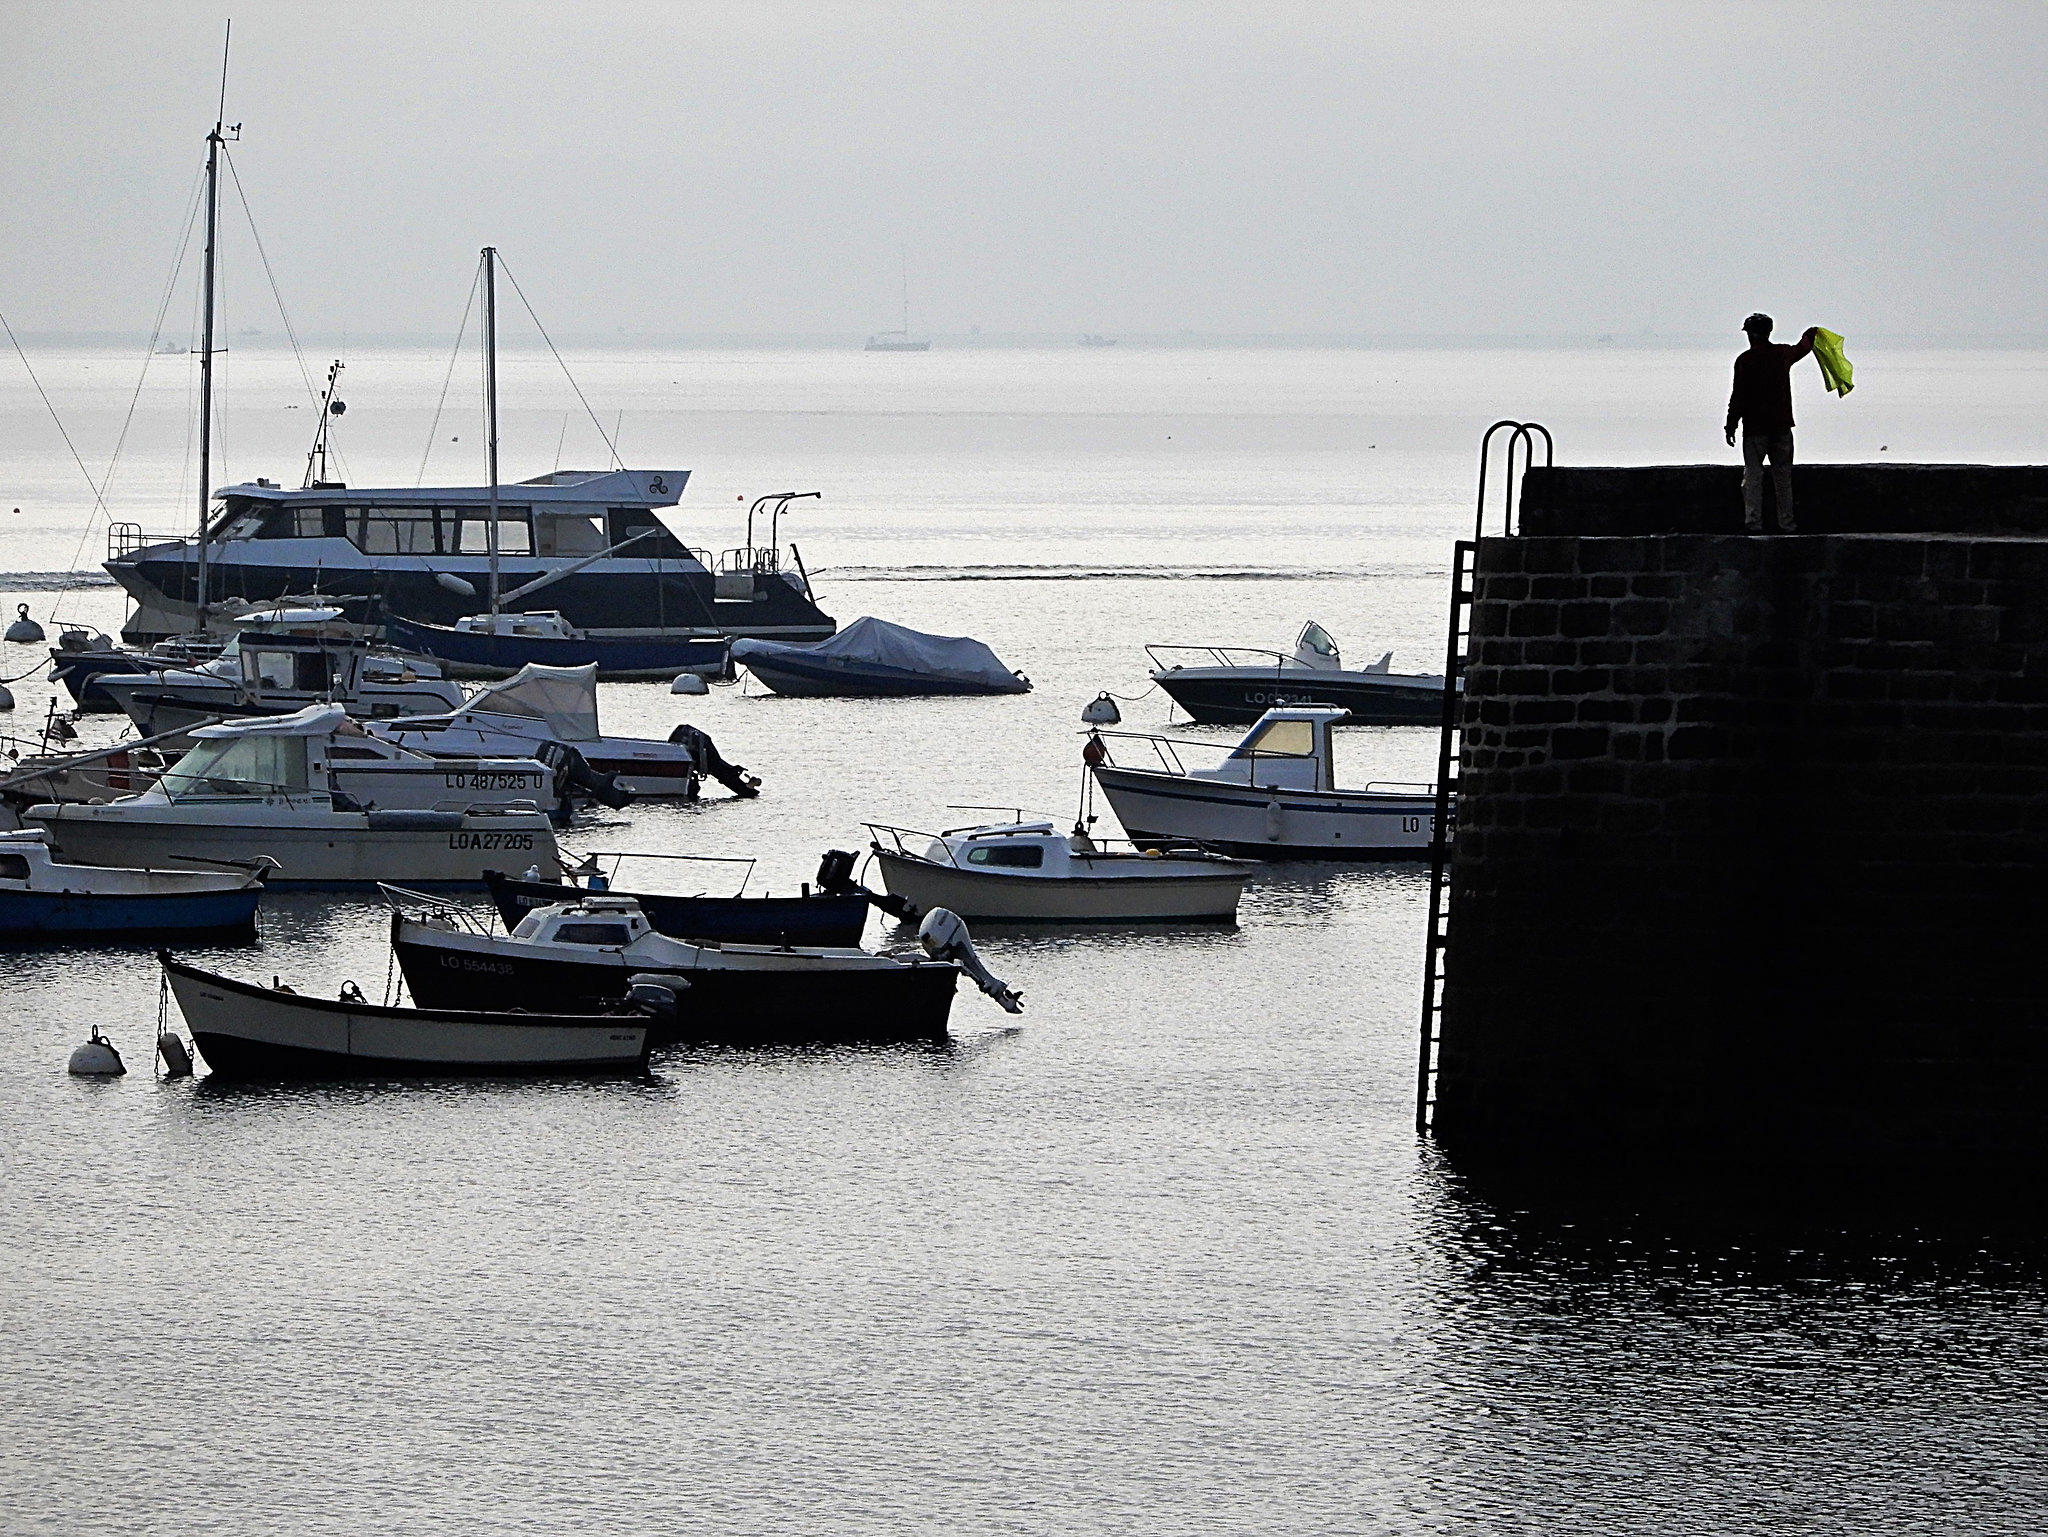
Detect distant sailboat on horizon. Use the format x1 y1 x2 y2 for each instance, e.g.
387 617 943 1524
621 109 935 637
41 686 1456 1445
866 247 931 352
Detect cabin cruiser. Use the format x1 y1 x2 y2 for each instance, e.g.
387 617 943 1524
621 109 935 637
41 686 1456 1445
864 819 1250 921
28 706 561 884
371 662 730 799
1147 622 1448 726
93 607 463 738
108 470 837 648
1086 706 1437 859
390 895 1020 1043
0 826 265 938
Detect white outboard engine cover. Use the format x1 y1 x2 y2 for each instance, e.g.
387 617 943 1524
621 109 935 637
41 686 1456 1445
918 907 1023 1014
68 1030 126 1076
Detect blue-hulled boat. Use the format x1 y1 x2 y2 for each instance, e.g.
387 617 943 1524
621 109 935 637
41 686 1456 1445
731 616 1030 698
0 829 266 939
385 610 730 681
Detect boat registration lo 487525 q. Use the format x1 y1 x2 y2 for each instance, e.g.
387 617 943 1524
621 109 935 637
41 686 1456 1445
1086 706 1438 860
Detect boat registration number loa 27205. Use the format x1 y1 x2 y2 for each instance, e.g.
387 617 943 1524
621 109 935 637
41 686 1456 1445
448 831 537 851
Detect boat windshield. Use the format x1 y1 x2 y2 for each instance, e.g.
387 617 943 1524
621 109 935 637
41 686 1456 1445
159 735 312 799
1231 719 1315 760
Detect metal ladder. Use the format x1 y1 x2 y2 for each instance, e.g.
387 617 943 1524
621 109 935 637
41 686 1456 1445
1416 420 1552 1135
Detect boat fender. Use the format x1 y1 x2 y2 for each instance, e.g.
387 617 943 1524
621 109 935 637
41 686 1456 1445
1081 693 1121 726
434 572 478 598
68 1028 126 1077
6 604 46 643
157 1032 193 1078
1265 799 1283 841
1082 732 1109 767
918 907 1023 1015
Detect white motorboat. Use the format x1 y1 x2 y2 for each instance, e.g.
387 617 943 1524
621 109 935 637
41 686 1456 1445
93 607 464 738
0 827 265 937
27 706 560 885
1087 706 1438 860
162 955 651 1078
1147 621 1448 726
390 895 1021 1040
371 662 717 798
864 819 1250 922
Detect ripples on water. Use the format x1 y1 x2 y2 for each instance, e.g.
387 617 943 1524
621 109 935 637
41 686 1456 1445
4 348 2046 1532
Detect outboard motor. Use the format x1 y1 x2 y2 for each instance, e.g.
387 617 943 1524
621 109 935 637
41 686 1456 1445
535 740 634 811
668 723 760 798
816 848 917 920
918 907 1023 1014
626 974 686 1040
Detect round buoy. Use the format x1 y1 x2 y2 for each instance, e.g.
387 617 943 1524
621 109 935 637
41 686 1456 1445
68 1029 126 1077
157 1033 193 1078
1081 692 1121 726
5 603 44 643
670 672 708 695
0 683 13 712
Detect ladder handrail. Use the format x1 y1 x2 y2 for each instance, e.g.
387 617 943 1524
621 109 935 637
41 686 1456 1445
1417 539 1476 1134
1474 419 1554 540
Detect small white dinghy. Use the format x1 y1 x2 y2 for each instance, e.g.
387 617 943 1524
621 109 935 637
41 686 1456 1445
161 953 653 1078
864 819 1250 922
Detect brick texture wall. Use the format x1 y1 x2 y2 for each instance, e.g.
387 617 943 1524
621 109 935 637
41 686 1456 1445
1433 532 2048 1177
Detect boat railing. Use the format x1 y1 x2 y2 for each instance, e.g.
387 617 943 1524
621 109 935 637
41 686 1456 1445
573 848 757 897
866 822 961 868
717 546 782 577
1145 643 1316 674
1085 727 1316 780
378 882 495 934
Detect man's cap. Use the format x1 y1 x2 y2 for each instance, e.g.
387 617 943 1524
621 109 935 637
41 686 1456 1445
1743 312 1774 335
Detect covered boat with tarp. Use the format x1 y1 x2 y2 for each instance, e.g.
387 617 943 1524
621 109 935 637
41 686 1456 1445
730 616 1030 698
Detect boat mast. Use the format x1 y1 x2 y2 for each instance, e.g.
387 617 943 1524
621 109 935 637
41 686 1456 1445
483 246 501 617
195 24 233 633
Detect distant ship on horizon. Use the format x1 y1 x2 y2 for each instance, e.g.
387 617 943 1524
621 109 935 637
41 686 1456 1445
1078 334 1118 347
866 246 931 352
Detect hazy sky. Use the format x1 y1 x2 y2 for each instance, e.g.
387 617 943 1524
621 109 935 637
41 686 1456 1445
3 1 2043 340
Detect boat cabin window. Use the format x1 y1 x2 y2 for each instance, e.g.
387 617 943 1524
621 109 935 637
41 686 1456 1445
534 513 609 558
965 844 1045 868
244 647 335 693
1235 719 1315 759
606 508 689 558
355 509 441 555
159 735 312 799
0 853 30 881
550 923 631 946
453 513 532 556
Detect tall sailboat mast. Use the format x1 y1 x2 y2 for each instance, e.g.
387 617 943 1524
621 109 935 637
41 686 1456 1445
483 246 501 617
195 25 233 633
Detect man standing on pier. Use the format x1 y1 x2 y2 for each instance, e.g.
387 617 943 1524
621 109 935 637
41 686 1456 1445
1724 313 1817 532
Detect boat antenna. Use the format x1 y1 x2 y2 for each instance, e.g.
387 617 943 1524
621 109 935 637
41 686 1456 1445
482 246 501 617
302 359 345 488
196 19 241 635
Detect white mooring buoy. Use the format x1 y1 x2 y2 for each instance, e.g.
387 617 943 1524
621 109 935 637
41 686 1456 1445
1081 692 1121 726
157 1032 194 1079
68 1028 126 1077
670 671 709 695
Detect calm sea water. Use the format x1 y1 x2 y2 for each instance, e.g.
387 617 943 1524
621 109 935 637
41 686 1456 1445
3 346 2046 1534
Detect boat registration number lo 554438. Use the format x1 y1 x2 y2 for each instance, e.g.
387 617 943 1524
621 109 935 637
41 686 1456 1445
444 771 540 790
447 831 537 851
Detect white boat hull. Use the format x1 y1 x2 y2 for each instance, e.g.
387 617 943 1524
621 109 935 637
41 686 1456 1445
873 848 1245 921
27 803 559 886
1091 764 1436 860
166 962 648 1077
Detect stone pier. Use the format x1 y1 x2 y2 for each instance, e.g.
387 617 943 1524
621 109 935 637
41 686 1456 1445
1432 465 2048 1182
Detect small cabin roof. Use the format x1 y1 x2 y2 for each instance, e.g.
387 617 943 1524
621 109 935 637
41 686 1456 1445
1243 706 1353 727
213 468 689 509
191 702 350 740
952 821 1058 840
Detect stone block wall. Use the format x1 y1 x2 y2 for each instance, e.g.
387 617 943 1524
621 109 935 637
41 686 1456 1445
1433 531 2048 1177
